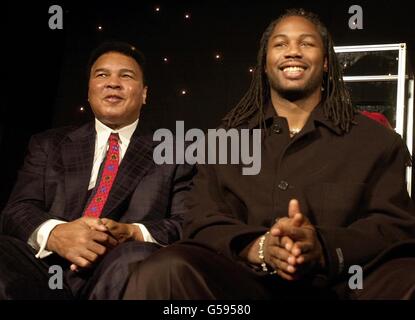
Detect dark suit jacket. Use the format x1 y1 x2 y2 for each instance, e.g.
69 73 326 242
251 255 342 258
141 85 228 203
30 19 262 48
184 103 415 284
1 121 194 246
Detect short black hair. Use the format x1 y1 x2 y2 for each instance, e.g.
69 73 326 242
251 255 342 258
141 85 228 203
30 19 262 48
87 41 147 84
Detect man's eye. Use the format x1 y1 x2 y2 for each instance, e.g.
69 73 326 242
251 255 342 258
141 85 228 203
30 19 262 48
96 73 107 78
301 42 314 47
122 74 133 78
274 43 286 48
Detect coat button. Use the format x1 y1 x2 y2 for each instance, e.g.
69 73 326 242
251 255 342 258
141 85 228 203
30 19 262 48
277 180 289 190
272 124 282 134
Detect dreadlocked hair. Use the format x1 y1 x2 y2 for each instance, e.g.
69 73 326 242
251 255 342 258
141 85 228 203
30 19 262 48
222 8 354 132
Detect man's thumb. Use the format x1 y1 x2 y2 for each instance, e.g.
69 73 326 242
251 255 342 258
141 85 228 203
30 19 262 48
84 217 107 231
288 199 301 218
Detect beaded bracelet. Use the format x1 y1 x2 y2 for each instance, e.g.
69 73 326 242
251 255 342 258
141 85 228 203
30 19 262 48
258 231 277 274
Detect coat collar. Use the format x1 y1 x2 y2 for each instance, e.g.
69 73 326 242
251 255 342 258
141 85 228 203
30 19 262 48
247 100 344 136
99 127 157 219
62 122 96 220
61 121 157 220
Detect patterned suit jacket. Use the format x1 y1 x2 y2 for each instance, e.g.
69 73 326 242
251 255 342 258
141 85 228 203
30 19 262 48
0 121 194 246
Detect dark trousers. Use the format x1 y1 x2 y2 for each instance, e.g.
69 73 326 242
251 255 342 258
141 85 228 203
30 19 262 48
123 241 415 300
0 235 160 300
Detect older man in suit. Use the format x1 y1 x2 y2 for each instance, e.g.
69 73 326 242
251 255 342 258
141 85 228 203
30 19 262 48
0 41 194 299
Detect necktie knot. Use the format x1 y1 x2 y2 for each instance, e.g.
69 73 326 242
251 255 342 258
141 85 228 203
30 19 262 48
109 133 119 142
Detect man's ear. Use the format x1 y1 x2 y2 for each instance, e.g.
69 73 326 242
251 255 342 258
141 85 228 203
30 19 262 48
142 86 148 105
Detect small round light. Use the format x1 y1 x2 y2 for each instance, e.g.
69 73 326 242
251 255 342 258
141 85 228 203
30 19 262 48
249 68 254 73
97 25 103 31
184 13 190 19
163 57 168 63
80 107 85 112
155 6 160 12
181 90 187 95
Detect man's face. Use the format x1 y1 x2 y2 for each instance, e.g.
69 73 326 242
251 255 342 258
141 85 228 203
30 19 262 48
88 52 147 129
265 16 327 101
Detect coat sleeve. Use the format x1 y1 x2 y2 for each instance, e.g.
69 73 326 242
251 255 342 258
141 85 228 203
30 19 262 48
140 163 196 246
183 163 267 261
1 134 58 241
317 136 415 281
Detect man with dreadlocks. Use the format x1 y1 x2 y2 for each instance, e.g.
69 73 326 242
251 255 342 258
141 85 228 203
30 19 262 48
123 9 415 299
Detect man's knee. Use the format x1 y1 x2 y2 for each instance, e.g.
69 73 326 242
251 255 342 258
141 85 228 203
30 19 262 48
127 243 209 288
0 235 27 251
0 235 71 299
136 244 197 274
0 235 35 265
354 257 415 300
124 244 208 299
100 241 161 269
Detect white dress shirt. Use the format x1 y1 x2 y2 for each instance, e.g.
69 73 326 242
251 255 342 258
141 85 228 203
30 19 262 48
28 118 159 259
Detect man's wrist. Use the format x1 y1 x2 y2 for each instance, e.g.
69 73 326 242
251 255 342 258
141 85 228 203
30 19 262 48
46 225 60 252
130 224 144 241
239 236 262 265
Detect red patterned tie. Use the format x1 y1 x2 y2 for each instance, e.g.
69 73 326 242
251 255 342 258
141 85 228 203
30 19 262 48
84 133 120 218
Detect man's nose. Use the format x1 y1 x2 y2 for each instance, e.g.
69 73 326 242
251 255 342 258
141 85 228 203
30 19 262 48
284 43 302 59
105 75 122 89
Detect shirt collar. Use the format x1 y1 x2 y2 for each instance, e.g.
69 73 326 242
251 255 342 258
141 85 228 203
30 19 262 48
248 100 343 135
95 118 139 148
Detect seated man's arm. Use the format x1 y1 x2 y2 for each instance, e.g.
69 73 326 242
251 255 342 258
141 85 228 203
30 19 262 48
182 136 415 284
133 223 159 244
100 164 195 246
139 163 196 246
1 134 60 241
99 221 160 244
184 163 267 260
28 219 67 258
1 132 117 270
316 136 415 281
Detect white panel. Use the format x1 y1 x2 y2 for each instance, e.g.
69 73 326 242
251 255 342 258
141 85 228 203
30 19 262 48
334 43 412 195
334 44 403 53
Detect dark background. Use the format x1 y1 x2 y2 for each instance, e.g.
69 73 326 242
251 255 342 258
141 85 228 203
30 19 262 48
3 0 415 207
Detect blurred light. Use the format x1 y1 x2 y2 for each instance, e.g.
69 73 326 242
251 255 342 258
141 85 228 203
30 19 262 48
155 6 160 12
184 13 191 19
249 68 254 73
97 25 103 31
163 57 168 63
215 54 221 59
181 90 187 95
80 107 85 112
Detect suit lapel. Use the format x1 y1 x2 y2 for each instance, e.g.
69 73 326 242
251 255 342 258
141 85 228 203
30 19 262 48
61 122 95 220
100 129 156 218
